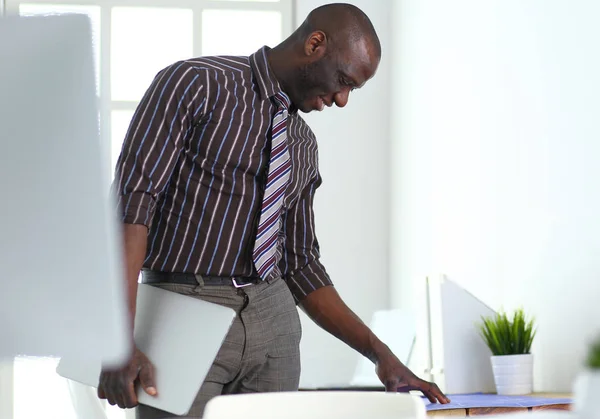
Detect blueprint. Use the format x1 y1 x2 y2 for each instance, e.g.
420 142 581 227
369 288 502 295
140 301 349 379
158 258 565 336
424 393 572 411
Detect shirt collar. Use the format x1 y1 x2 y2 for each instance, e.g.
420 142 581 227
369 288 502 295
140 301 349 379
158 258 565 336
249 46 297 114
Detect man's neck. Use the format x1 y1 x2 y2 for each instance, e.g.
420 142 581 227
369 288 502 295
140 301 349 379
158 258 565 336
266 44 294 95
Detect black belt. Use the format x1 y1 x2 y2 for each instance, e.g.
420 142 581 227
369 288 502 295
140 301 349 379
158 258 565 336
141 270 262 288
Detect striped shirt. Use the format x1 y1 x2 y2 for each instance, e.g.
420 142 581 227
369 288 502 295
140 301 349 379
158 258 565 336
114 46 332 302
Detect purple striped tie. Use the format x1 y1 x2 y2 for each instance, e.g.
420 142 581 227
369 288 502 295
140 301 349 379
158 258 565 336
253 92 292 278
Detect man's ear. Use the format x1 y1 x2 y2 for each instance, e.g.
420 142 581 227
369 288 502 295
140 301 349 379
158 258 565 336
304 31 327 59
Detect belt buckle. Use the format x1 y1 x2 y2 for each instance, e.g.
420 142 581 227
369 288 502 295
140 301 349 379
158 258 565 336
232 278 253 288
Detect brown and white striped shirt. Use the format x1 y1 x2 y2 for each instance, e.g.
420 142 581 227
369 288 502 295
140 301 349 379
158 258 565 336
114 46 332 301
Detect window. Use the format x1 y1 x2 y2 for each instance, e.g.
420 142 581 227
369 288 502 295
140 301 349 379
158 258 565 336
3 2 292 417
6 0 292 176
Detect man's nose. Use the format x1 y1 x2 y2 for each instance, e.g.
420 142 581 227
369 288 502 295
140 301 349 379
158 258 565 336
333 89 350 108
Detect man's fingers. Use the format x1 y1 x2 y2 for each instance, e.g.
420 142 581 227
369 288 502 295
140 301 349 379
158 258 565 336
384 379 399 393
138 364 158 396
122 380 138 408
97 385 106 400
103 387 117 406
99 373 140 408
97 373 107 399
422 388 437 404
103 375 119 406
420 380 451 404
110 376 134 409
115 392 128 410
430 382 451 404
97 349 155 407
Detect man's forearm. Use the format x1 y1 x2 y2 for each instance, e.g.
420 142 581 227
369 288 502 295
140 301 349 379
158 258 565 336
299 285 392 364
121 223 148 336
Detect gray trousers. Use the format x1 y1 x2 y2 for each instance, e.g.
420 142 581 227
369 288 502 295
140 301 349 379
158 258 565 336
136 276 302 419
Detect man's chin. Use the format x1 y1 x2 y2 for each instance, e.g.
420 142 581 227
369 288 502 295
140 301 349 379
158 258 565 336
297 99 321 113
296 104 313 114
293 96 321 113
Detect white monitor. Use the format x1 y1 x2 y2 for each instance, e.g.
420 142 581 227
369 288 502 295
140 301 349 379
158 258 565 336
0 14 129 365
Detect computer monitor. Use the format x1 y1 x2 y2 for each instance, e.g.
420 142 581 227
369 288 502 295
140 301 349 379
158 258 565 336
0 14 129 365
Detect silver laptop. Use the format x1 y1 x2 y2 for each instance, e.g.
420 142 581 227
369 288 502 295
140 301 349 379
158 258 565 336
0 14 129 364
57 284 236 416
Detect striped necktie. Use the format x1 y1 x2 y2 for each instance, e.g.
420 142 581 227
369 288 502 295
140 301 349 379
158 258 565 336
253 92 292 279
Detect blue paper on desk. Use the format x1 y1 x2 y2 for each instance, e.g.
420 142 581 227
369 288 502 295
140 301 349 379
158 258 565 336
424 393 572 411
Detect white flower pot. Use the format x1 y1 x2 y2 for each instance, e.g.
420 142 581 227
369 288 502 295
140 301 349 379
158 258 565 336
490 354 533 395
573 370 600 419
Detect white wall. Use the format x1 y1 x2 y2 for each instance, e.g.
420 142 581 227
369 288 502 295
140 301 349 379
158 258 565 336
295 0 393 387
391 0 600 391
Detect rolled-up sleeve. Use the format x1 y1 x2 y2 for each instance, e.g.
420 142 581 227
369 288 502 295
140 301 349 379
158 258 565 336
114 61 206 227
280 174 333 303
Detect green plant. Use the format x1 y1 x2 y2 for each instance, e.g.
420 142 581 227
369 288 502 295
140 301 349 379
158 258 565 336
586 337 600 369
478 308 536 356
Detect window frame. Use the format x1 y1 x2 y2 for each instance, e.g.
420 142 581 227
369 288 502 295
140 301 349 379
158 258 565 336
5 0 294 177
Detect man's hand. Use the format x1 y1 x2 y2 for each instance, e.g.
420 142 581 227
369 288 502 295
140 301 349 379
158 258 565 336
375 351 450 404
99 223 153 408
97 346 157 409
299 286 450 403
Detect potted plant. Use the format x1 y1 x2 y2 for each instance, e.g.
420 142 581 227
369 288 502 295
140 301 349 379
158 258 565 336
478 308 536 395
573 336 600 419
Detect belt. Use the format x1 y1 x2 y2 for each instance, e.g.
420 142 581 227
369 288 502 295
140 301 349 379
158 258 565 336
141 270 262 288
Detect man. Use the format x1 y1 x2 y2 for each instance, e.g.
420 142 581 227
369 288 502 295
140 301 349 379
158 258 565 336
98 3 450 418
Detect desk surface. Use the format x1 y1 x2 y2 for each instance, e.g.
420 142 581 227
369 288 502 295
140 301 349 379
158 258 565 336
298 387 571 417
428 393 572 417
